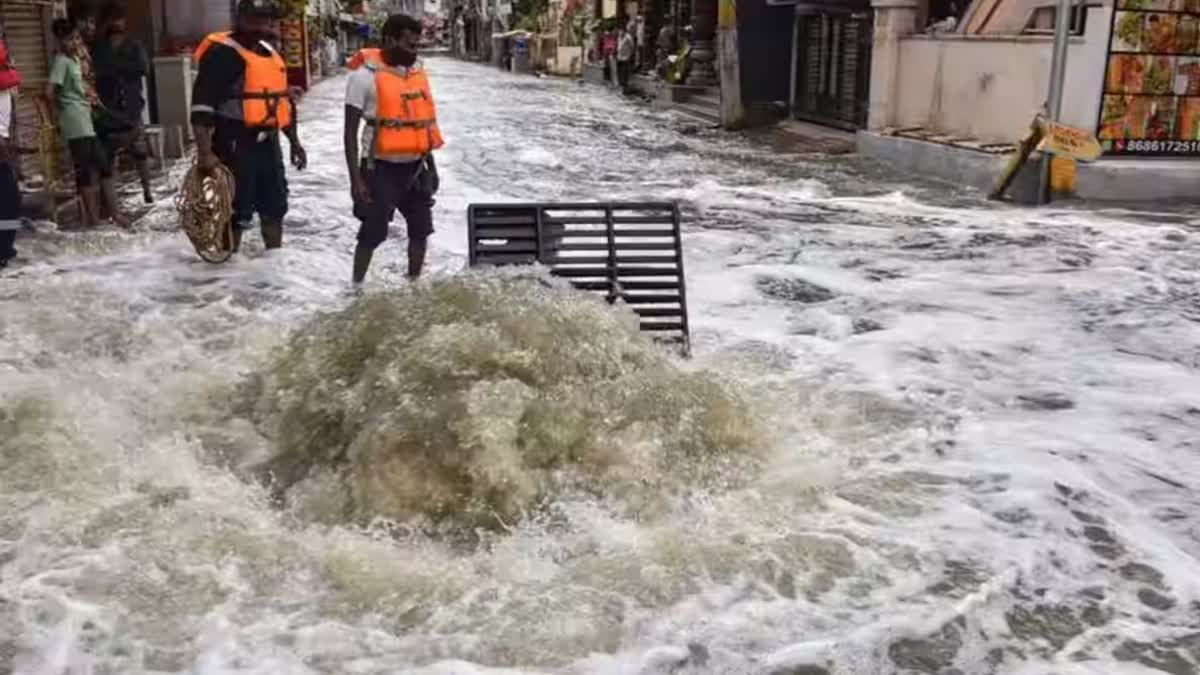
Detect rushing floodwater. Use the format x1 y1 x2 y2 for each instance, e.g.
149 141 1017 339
3 58 1200 675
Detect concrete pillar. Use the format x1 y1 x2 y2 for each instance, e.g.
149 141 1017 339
687 0 717 86
868 0 917 130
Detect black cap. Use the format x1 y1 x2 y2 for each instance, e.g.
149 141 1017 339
236 0 283 18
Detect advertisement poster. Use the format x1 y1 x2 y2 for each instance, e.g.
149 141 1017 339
279 17 310 88
1099 0 1200 155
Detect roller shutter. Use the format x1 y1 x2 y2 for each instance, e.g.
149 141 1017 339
1 0 52 177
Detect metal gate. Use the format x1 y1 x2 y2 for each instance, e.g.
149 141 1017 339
467 202 691 354
791 10 872 131
1 0 52 178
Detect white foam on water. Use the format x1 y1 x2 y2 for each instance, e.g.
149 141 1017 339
3 59 1200 675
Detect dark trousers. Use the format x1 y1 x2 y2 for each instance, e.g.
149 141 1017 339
217 133 289 230
617 60 632 89
353 160 434 251
0 162 19 262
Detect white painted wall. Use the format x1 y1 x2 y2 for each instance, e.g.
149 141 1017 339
891 6 1110 143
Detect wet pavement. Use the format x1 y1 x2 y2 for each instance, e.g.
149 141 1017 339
2 57 1200 675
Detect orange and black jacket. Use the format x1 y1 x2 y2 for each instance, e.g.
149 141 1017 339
190 31 296 148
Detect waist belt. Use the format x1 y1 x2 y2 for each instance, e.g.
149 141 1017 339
233 90 288 128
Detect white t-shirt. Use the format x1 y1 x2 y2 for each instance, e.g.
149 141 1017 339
0 89 13 139
345 62 425 163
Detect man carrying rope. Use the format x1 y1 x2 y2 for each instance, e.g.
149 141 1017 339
191 0 307 253
344 13 443 283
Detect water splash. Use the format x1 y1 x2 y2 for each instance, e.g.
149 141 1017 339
243 270 769 530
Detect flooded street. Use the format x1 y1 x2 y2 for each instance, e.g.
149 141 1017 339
3 57 1200 674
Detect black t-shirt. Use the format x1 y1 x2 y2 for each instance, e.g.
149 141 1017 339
92 37 148 132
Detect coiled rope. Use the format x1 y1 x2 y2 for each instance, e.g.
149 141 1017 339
175 161 236 264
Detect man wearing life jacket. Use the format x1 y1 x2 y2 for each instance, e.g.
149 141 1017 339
344 14 443 283
346 48 381 70
0 23 23 267
190 0 307 253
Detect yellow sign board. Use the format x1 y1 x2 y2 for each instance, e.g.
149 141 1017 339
1037 120 1102 163
718 0 737 29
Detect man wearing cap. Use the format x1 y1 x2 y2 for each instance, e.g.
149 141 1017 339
191 0 307 253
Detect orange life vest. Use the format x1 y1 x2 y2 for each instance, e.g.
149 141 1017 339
367 62 444 158
348 48 382 70
194 31 292 129
193 31 232 62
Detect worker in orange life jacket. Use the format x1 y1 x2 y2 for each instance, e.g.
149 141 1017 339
344 13 443 283
346 48 381 70
190 0 307 253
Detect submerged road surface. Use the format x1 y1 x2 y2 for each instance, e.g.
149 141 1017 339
3 58 1200 674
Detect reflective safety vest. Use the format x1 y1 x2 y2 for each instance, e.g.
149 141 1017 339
347 48 381 70
366 61 444 158
194 31 293 129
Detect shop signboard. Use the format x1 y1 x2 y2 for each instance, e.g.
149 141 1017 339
1099 0 1200 155
279 15 310 88
1040 119 1104 161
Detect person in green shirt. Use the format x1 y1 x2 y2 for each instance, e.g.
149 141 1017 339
47 18 129 228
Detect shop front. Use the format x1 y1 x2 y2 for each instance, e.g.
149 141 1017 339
1097 0 1200 157
787 0 873 131
2 0 65 177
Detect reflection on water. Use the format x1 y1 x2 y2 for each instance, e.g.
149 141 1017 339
245 271 767 530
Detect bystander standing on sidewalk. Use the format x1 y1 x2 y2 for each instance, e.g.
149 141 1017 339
48 18 130 228
0 22 21 267
93 3 154 204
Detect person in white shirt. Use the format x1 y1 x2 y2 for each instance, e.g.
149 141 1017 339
343 13 444 283
616 26 635 93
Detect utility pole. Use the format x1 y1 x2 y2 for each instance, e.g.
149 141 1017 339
1039 0 1072 203
716 0 744 129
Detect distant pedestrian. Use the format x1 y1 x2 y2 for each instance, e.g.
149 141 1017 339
616 26 635 93
601 28 616 82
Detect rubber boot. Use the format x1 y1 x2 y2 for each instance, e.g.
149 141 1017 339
81 185 102 228
407 238 427 280
353 245 374 283
137 159 153 204
261 220 283 250
101 178 131 227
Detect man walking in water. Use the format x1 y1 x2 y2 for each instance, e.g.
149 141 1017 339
344 13 443 283
191 0 307 253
